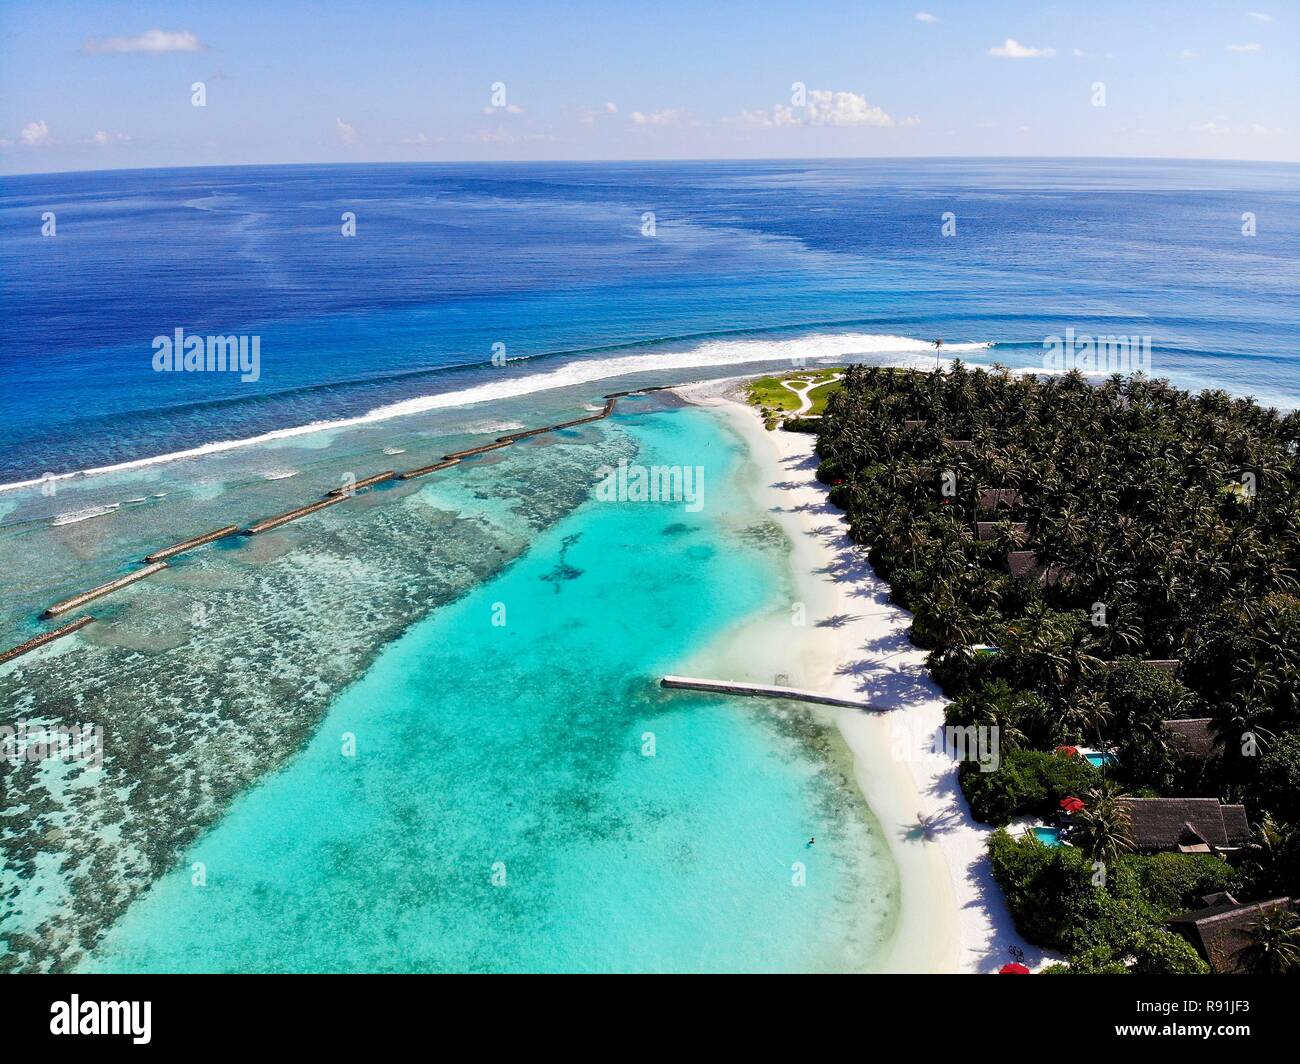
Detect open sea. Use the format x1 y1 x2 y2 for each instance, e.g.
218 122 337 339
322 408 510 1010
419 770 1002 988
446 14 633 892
0 158 1296 972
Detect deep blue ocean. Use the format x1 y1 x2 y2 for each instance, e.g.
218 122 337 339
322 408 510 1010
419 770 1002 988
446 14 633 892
1 158 1298 973
1 158 1297 485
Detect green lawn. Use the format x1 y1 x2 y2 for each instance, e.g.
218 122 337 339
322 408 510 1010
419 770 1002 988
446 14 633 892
803 378 841 415
745 368 843 415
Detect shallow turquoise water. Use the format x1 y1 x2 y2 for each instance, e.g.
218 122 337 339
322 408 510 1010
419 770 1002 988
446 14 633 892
82 406 896 973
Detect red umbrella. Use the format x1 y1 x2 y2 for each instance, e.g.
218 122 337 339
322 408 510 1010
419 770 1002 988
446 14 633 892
1055 745 1080 757
1059 796 1086 813
999 962 1031 974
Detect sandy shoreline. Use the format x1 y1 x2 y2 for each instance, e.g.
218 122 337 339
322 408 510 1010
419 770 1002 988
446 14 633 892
678 376 1048 974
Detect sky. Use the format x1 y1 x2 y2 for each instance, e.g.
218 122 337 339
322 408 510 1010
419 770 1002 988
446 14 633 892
0 0 1296 174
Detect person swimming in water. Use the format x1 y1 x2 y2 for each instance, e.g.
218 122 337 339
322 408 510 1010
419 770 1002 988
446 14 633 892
807 837 815 847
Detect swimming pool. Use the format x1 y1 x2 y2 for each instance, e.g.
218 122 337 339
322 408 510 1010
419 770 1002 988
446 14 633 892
1032 827 1064 848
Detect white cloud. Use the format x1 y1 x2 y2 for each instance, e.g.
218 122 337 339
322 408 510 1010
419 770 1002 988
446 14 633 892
400 132 432 145
482 104 524 115
1196 119 1282 136
20 120 50 146
1180 49 1199 59
578 102 619 124
82 29 203 55
87 130 131 145
1227 42 1262 52
335 117 355 146
732 90 912 130
988 38 1055 58
806 90 898 125
464 129 556 145
1248 11 1272 22
914 12 940 23
630 108 694 127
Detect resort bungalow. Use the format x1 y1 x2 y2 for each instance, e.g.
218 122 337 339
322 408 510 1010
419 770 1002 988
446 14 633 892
1144 659 1181 677
978 488 1023 512
903 419 926 430
1118 797 1251 855
1166 895 1294 974
1006 550 1068 587
1164 718 1217 760
975 520 1028 541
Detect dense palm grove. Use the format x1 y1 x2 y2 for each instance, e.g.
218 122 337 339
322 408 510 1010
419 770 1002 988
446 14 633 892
813 363 1300 973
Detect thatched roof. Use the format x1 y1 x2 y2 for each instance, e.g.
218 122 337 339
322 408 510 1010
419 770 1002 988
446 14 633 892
1168 897 1293 974
1007 550 1040 579
1164 718 1216 759
1006 550 1067 587
1145 659 1181 676
978 488 1023 511
903 420 926 430
943 438 973 449
1118 797 1252 852
975 521 1028 541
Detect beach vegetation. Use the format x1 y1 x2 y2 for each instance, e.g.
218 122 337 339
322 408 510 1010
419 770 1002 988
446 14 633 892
816 363 1300 972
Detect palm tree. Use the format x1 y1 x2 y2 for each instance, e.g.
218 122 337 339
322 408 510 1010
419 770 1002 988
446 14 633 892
1070 786 1133 865
1238 909 1300 975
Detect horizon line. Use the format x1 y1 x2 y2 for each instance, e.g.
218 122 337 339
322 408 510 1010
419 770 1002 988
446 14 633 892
5 151 1300 181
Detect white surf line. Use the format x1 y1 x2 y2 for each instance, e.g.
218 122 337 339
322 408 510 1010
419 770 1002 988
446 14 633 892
0 335 990 494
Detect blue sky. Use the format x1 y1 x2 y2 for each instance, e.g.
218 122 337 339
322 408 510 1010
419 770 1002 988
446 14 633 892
1 0 1295 173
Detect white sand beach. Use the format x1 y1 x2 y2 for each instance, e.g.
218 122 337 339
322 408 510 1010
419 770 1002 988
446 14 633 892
678 376 1050 974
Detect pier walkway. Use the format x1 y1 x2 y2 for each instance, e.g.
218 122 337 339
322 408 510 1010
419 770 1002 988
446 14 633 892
659 675 878 711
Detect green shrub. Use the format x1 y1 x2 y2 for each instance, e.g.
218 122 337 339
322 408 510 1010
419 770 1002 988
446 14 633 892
1129 928 1210 975
1249 733 1300 827
1128 852 1240 917
962 749 1098 826
782 417 819 434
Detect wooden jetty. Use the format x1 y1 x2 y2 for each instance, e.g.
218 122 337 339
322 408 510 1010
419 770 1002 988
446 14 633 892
325 471 395 497
0 616 96 666
660 675 878 711
397 458 461 481
145 524 241 563
245 495 348 535
43 563 168 619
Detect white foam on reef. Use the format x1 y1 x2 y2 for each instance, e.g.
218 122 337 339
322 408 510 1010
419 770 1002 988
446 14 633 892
0 332 990 494
382 447 406 456
262 469 299 481
50 503 121 527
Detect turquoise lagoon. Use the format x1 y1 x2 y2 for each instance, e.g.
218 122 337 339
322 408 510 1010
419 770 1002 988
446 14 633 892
78 403 898 973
